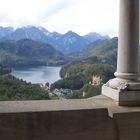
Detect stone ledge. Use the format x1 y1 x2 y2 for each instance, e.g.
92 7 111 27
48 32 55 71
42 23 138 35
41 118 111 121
0 95 140 117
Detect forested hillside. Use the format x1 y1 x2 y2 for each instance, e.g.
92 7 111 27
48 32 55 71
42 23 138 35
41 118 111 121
0 39 66 66
82 37 118 65
51 61 115 98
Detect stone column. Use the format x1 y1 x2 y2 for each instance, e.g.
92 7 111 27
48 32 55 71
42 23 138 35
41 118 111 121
115 0 139 80
102 0 140 106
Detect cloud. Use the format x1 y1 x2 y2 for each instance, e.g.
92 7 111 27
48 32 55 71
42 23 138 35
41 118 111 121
42 0 76 18
41 0 119 36
0 0 119 36
0 14 5 21
37 0 78 26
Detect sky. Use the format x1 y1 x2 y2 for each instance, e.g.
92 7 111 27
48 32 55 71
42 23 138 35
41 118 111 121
0 0 119 37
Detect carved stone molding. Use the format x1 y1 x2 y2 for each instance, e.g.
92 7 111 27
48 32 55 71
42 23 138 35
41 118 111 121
106 78 140 91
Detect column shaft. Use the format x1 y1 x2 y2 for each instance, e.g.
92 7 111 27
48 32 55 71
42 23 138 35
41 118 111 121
115 0 139 80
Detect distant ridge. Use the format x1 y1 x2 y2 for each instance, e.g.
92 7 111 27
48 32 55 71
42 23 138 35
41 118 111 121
81 37 118 65
83 32 110 42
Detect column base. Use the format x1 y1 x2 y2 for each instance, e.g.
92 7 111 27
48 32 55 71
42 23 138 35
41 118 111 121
102 78 140 106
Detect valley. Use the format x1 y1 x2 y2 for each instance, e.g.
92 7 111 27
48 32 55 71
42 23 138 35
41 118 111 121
0 26 117 100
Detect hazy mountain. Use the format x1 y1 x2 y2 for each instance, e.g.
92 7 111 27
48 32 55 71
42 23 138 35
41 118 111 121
0 26 110 54
0 27 14 38
82 37 118 65
55 31 89 53
1 26 53 43
83 32 110 43
84 37 117 56
0 39 66 66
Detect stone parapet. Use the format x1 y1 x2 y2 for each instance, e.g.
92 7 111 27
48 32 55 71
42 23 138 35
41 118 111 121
0 96 140 140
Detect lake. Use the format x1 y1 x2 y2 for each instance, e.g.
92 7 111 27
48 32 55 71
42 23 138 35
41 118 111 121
11 66 61 84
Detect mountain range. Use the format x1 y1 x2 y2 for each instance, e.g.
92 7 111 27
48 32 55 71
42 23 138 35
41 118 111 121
0 26 110 54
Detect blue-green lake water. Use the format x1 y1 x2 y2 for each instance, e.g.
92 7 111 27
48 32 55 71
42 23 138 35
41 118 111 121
11 66 61 84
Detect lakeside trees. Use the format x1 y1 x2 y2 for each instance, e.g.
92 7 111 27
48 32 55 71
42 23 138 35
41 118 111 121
0 75 50 101
0 65 50 101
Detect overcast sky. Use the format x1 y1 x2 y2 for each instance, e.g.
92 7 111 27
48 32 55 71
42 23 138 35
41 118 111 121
0 0 119 37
